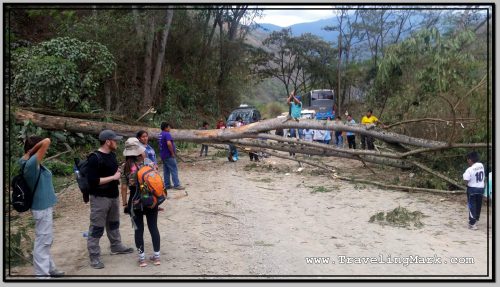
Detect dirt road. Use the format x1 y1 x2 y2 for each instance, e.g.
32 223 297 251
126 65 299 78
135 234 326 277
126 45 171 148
8 150 492 279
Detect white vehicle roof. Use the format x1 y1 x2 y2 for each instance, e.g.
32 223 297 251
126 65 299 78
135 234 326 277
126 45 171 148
301 109 316 114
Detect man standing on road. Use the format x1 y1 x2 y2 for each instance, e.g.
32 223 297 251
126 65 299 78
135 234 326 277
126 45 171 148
346 114 356 149
159 122 185 190
285 89 302 122
87 129 134 269
20 136 65 278
360 109 385 150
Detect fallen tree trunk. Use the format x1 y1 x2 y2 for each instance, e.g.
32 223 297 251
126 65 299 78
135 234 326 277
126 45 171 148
212 144 463 195
333 175 466 194
230 139 412 169
22 107 135 124
13 108 489 191
15 109 491 150
246 133 401 159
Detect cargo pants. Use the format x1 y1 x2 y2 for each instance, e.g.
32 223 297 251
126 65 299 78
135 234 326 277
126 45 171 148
87 195 125 259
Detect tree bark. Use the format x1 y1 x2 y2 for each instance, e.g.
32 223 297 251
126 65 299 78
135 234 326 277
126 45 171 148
14 109 491 191
14 109 491 151
142 15 155 109
150 8 174 100
230 138 411 169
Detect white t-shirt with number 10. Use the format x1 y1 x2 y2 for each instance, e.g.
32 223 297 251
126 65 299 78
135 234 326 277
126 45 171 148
463 162 485 188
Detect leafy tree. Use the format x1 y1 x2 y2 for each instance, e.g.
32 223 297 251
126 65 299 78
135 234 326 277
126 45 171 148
12 37 116 112
258 29 336 96
373 28 488 143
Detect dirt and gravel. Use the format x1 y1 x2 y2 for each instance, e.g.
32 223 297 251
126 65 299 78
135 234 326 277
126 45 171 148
7 148 492 279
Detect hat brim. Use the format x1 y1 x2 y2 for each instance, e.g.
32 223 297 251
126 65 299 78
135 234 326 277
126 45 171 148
113 135 123 140
123 146 146 157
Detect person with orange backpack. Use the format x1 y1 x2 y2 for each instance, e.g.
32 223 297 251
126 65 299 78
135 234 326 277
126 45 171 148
121 137 166 267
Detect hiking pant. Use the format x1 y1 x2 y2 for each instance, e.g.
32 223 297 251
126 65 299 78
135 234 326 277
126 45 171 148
249 152 259 161
200 144 208 156
361 134 375 150
347 135 356 149
32 207 57 278
163 157 181 188
132 206 160 253
87 195 123 259
467 187 484 225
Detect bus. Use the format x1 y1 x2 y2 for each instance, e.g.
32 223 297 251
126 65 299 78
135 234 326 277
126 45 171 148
302 89 335 120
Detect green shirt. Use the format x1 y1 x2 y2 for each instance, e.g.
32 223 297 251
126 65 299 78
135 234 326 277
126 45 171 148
291 102 302 119
19 155 57 210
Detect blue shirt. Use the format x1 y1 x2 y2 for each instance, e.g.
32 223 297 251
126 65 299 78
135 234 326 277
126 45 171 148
303 129 314 142
290 102 302 119
19 155 57 210
142 143 157 164
346 119 356 136
159 131 176 160
324 130 331 141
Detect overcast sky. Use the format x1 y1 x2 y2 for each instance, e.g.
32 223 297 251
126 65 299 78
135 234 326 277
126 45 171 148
254 6 337 27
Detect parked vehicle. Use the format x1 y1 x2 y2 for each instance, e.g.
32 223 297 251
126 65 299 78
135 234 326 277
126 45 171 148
303 89 335 120
226 104 261 127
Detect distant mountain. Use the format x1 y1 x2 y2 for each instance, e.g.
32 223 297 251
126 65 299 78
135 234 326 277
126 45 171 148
257 23 284 33
288 18 339 43
256 17 340 43
257 13 428 44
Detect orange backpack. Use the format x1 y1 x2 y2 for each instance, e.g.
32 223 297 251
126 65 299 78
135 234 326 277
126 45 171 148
134 165 167 209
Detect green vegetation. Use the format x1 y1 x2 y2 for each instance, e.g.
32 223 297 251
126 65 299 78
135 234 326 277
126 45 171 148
13 37 115 112
7 224 33 267
369 206 427 229
310 186 333 194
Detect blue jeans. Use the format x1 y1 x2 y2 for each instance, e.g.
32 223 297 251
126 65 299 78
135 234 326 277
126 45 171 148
336 134 343 148
163 157 180 188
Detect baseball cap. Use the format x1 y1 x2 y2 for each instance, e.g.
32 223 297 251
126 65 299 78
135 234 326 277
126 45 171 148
99 129 123 141
123 137 146 157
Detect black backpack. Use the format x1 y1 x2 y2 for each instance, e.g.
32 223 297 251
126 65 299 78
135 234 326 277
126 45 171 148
74 152 102 203
11 161 42 212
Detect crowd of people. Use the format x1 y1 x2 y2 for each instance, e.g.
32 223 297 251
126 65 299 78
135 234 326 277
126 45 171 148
17 98 489 277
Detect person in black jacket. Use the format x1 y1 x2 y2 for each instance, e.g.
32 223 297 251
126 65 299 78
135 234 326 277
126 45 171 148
87 130 133 269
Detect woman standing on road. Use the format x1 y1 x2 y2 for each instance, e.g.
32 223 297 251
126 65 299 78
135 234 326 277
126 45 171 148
136 130 157 166
121 137 161 267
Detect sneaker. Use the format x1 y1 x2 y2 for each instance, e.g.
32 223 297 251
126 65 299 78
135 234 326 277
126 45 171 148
49 269 65 277
173 186 185 190
90 257 105 269
110 246 134 255
139 258 148 267
468 224 478 230
149 255 161 266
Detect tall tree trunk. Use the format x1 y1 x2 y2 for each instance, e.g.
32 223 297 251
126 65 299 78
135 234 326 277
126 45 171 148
104 82 111 112
200 9 222 64
150 8 174 100
337 33 342 115
142 16 155 109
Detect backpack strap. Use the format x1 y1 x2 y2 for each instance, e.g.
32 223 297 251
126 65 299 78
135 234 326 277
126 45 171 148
21 159 42 197
140 167 154 187
91 151 103 167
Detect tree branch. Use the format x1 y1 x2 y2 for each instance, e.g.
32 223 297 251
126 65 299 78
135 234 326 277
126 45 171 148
385 117 481 130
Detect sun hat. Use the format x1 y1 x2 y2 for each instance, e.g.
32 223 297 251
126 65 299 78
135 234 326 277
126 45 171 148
123 137 146 157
